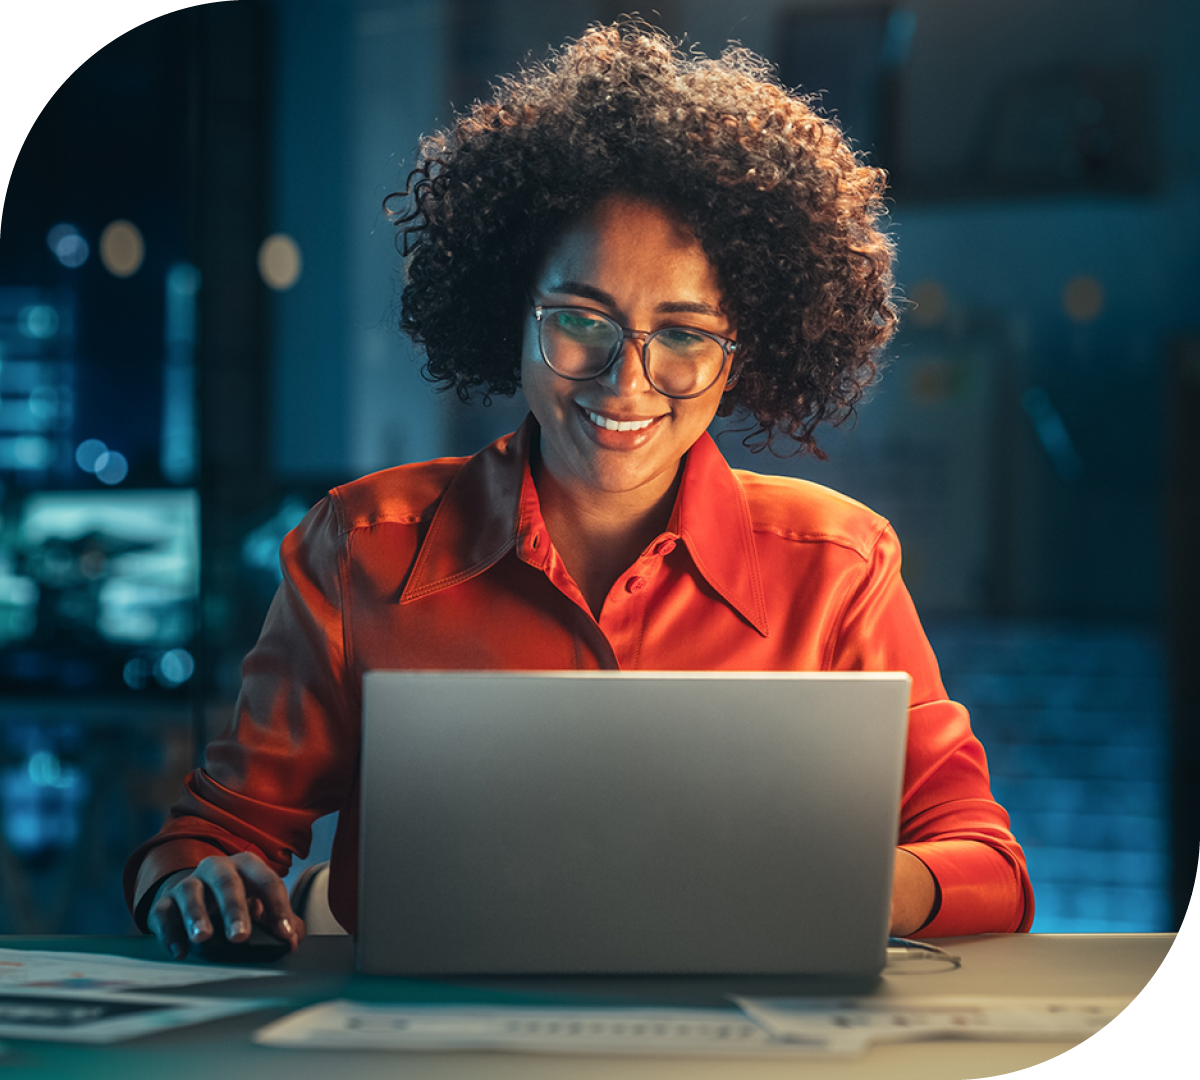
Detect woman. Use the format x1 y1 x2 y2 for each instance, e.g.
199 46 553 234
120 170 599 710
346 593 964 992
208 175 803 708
126 23 1033 957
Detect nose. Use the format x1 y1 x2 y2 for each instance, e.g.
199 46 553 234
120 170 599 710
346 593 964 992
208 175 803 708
602 334 653 396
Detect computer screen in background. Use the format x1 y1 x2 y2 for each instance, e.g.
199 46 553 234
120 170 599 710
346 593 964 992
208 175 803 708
0 488 199 695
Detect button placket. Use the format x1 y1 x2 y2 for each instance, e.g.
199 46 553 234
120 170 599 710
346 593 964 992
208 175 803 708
600 557 653 669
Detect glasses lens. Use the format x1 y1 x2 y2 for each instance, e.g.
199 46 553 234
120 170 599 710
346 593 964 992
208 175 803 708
541 309 620 378
646 329 726 397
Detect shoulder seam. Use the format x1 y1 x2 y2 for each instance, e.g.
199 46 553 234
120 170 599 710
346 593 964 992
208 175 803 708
329 457 466 535
733 469 889 563
751 517 889 563
822 521 894 668
340 507 437 533
327 483 442 536
328 487 349 538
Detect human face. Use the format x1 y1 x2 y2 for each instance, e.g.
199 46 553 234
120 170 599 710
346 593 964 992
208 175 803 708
521 195 734 510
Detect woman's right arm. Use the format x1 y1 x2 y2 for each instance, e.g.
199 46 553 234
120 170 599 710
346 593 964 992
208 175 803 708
125 495 356 947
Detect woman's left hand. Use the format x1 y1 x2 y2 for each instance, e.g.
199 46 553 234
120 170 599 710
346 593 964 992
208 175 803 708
889 848 937 936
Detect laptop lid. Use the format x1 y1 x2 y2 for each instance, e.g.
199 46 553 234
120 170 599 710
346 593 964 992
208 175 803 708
358 670 910 976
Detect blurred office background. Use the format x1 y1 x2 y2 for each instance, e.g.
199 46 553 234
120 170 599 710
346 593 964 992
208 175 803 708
0 0 1196 935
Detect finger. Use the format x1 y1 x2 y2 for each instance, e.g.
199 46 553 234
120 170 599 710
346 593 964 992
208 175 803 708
194 856 252 942
146 869 192 957
171 874 217 945
232 852 305 948
148 891 190 960
232 852 305 946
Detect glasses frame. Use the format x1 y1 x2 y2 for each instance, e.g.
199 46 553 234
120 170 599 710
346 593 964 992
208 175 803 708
530 299 738 400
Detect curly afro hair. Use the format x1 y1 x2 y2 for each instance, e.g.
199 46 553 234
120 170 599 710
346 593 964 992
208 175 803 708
390 21 897 456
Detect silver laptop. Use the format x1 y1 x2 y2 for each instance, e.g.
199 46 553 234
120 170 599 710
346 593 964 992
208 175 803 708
358 670 910 977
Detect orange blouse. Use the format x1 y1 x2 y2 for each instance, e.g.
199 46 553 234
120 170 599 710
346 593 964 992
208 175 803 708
125 418 1034 937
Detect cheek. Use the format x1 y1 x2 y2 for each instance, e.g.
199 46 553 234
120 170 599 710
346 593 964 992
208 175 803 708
684 389 727 436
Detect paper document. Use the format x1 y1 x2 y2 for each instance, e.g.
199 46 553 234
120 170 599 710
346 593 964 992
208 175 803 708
0 948 283 992
255 995 1131 1058
254 1000 818 1056
0 987 279 1043
735 995 1130 1055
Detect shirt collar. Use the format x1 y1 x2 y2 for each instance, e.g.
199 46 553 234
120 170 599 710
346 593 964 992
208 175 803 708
400 415 769 637
398 419 530 604
673 429 769 637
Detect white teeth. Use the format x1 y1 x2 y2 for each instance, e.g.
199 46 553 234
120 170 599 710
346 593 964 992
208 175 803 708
584 409 655 432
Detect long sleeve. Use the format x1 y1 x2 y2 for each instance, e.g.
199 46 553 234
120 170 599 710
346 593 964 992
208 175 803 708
123 496 357 931
830 524 1034 936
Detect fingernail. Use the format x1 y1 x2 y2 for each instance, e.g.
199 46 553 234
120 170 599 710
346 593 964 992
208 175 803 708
279 917 293 936
228 919 245 937
170 943 185 959
189 921 207 940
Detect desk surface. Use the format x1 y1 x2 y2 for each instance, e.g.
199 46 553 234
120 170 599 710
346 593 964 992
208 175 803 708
0 932 1176 1080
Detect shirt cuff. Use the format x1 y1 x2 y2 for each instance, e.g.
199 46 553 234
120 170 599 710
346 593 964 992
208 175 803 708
899 839 1032 937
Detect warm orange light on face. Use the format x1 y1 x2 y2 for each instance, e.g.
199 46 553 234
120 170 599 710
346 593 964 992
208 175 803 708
520 195 734 511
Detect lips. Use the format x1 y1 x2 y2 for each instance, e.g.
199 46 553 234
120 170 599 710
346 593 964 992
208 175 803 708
581 406 661 432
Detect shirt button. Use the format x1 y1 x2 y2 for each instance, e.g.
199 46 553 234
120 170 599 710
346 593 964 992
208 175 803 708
654 539 676 556
626 576 647 594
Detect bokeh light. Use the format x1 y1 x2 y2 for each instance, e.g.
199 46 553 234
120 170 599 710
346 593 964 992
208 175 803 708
28 385 70 422
46 223 90 268
93 450 129 485
10 437 50 468
18 305 59 339
27 750 64 787
75 438 108 472
167 261 201 299
257 233 303 290
123 658 153 691
155 648 195 687
1062 275 1105 323
100 219 145 278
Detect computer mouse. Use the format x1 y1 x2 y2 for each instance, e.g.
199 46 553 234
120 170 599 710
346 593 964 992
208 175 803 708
191 910 292 964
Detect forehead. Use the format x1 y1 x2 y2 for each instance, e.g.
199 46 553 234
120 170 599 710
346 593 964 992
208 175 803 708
535 195 722 300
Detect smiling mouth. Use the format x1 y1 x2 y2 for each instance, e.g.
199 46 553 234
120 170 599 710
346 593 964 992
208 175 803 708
582 407 659 432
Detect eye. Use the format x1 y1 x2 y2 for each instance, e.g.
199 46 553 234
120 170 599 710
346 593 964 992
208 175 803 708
656 328 710 354
550 310 613 342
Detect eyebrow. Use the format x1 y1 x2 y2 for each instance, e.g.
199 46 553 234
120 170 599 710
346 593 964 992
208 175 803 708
546 280 724 319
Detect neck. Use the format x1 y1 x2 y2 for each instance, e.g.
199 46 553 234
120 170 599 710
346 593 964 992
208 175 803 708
531 449 682 619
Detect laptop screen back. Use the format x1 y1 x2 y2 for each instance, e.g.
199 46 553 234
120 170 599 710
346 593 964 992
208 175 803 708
359 670 910 976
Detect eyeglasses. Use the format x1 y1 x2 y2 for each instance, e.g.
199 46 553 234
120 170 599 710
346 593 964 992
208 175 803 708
531 300 738 400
